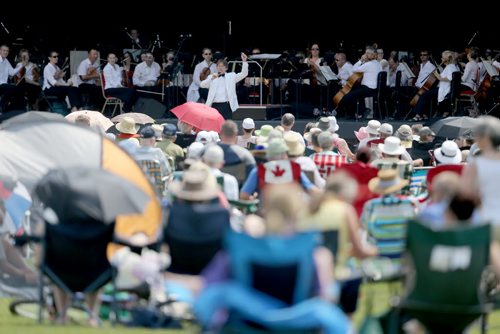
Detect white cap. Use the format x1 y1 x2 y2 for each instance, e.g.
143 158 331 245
242 118 255 130
196 130 211 143
378 136 405 156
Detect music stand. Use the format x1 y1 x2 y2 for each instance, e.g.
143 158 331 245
123 49 142 63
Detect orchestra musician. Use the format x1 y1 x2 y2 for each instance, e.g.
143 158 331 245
335 52 353 87
43 51 83 111
103 53 138 112
133 52 161 87
0 45 25 112
15 49 42 110
121 51 136 88
76 48 104 110
304 44 327 115
460 47 480 92
187 48 216 103
132 52 163 101
410 50 438 121
336 45 382 119
433 50 460 118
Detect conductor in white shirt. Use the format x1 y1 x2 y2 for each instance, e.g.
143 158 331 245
200 53 248 120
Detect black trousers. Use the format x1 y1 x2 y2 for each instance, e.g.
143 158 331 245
212 101 232 120
105 88 138 112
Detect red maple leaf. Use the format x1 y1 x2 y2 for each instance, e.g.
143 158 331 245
271 164 286 177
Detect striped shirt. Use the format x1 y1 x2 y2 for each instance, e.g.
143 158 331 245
361 195 416 259
311 151 348 179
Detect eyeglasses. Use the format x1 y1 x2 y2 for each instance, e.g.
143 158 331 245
311 48 319 51
51 55 59 58
203 53 212 56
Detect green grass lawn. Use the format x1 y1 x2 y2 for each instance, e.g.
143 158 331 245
2 283 500 333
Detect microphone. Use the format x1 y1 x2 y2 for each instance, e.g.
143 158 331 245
180 33 192 38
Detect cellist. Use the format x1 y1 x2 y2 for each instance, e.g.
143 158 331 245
336 45 381 119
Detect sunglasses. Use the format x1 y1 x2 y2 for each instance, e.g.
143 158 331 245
311 48 319 51
51 55 59 58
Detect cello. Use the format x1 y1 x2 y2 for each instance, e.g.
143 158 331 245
409 57 443 107
332 72 363 106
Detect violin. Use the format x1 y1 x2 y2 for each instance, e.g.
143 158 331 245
15 66 26 85
32 65 40 83
332 72 363 106
200 65 211 81
121 69 133 88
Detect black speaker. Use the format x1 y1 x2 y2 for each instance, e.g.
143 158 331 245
133 97 166 119
233 105 267 120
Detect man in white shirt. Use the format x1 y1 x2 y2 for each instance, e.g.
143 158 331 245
335 52 353 87
102 53 138 112
0 45 24 112
337 46 382 119
200 53 248 119
132 52 163 102
77 49 103 110
187 48 216 103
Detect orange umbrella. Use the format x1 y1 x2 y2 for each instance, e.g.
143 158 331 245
171 102 225 132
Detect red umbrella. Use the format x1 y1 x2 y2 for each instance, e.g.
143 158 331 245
170 102 225 132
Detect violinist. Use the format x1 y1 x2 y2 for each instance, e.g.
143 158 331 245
187 48 216 102
132 52 162 100
15 49 41 110
103 53 138 112
461 47 480 92
0 45 25 112
433 50 460 118
337 45 381 119
43 51 83 112
121 51 135 88
304 44 327 115
76 49 104 110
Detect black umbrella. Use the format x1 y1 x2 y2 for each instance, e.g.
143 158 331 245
34 167 150 224
430 117 480 139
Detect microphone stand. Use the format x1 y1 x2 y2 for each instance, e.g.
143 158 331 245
167 35 189 110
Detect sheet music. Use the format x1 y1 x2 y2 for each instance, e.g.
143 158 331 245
319 66 338 81
400 62 416 79
481 60 499 77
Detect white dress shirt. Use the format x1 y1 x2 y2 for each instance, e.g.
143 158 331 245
461 60 480 91
103 63 123 89
15 62 36 81
415 61 436 88
438 64 460 103
0 57 21 84
77 58 100 86
352 60 382 89
338 62 353 86
43 63 66 90
133 61 161 87
187 61 216 102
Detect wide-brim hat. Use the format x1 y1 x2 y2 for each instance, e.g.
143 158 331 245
366 120 381 135
434 141 462 165
354 127 368 142
284 132 305 156
378 136 405 156
116 117 139 134
368 169 409 195
168 170 219 201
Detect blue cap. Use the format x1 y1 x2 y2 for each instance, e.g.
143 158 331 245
162 123 178 137
140 126 156 139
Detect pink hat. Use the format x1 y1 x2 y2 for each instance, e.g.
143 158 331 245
354 126 368 142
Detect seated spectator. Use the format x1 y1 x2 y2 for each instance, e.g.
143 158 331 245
236 118 257 148
202 145 239 201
